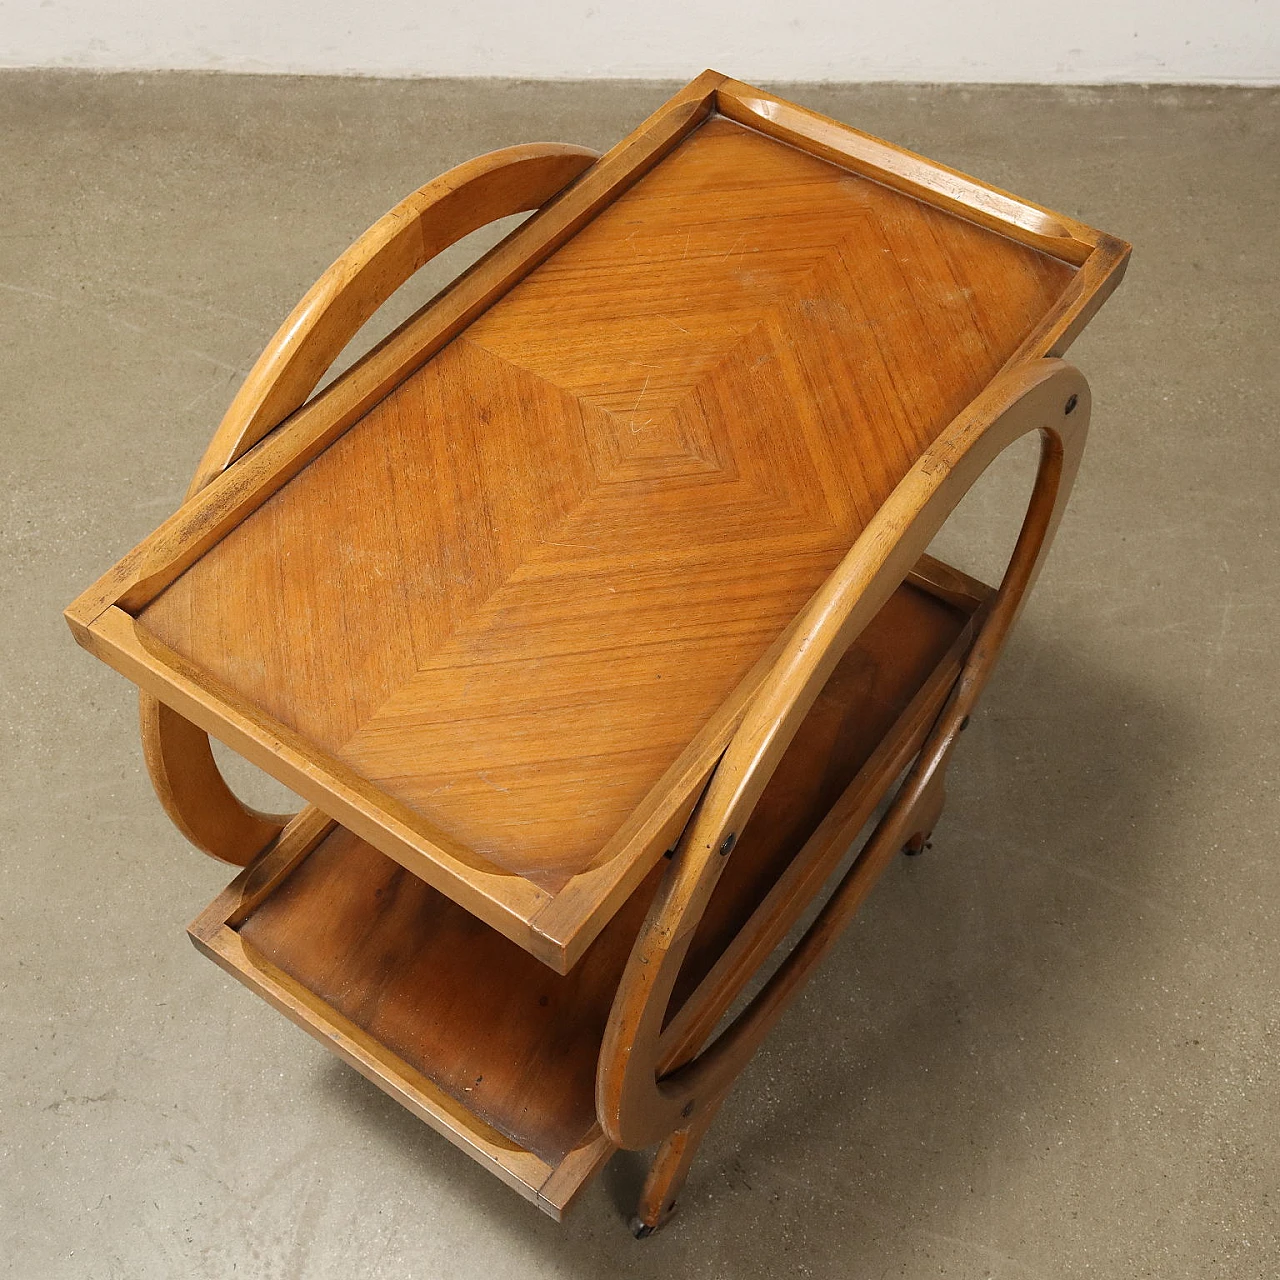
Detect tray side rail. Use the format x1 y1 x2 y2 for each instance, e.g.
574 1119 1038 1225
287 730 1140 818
138 143 600 865
597 357 1091 1153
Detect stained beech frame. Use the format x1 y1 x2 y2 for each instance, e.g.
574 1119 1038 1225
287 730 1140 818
65 73 1129 1234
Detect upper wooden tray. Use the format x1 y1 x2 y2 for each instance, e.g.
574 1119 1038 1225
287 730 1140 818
66 72 1129 972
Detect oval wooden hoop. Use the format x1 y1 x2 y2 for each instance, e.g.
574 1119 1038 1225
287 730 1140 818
597 357 1092 1149
139 142 600 865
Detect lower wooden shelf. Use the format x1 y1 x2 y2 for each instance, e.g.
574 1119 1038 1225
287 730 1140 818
187 565 985 1219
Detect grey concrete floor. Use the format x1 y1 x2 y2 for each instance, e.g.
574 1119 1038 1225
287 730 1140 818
2 71 1278 1279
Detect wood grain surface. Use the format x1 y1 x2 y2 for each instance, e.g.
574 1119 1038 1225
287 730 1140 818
140 115 1073 892
62 74 1129 1228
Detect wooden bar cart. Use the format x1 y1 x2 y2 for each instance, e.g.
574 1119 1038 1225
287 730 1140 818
65 72 1129 1234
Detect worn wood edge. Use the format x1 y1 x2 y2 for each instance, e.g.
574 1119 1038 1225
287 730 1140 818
906 551 995 613
1037 235 1132 358
83 606 561 959
657 609 977 1070
64 76 723 630
184 806 337 936
188 920 557 1208
713 78 1101 266
528 786 705 972
536 1128 618 1218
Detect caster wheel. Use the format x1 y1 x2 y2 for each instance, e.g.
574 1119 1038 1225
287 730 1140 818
630 1202 677 1238
902 832 932 856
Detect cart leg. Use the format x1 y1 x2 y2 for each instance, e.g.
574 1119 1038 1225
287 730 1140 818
901 769 947 856
631 1098 724 1238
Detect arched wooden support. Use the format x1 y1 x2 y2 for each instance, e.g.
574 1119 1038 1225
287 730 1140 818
599 358 1090 1226
187 142 599 494
140 697 294 866
140 142 601 865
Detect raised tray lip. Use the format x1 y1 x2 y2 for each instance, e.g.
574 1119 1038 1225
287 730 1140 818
187 809 615 1220
65 71 1130 972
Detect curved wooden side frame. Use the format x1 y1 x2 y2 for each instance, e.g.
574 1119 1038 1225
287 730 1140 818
598 358 1090 1219
188 142 599 494
140 697 295 865
140 143 601 866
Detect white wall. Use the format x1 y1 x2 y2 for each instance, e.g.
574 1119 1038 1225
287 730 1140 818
2 0 1276 83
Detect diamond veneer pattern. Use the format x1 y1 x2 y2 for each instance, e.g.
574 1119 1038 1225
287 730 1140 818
140 117 1074 884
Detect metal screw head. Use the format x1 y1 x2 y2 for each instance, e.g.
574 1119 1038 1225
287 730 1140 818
1064 394 1079 415
681 1100 696 1118
718 833 736 856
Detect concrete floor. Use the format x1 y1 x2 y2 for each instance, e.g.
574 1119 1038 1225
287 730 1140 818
2 71 1277 1279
